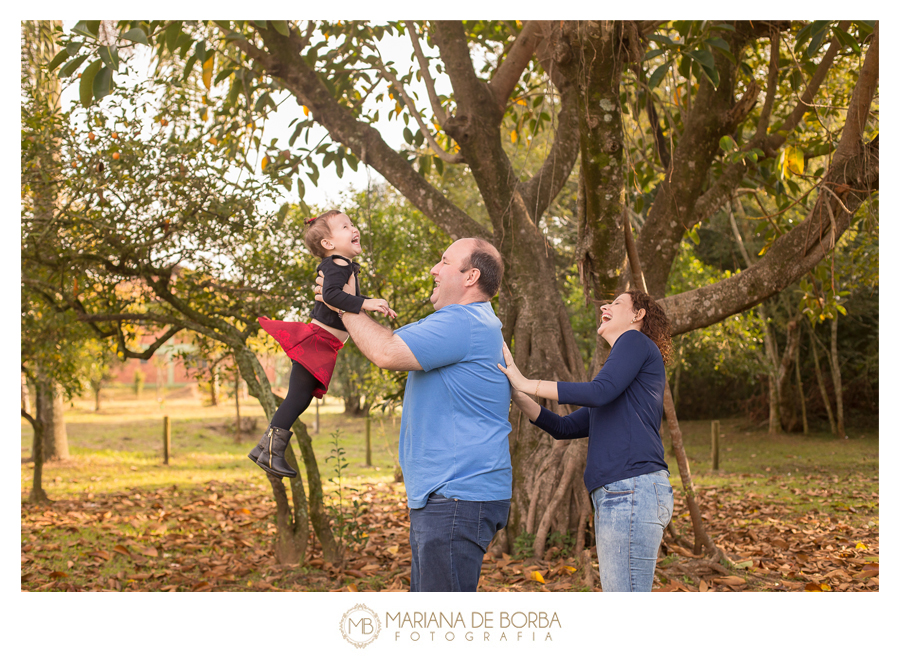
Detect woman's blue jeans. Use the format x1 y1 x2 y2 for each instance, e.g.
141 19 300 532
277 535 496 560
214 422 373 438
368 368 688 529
408 493 510 592
590 470 674 592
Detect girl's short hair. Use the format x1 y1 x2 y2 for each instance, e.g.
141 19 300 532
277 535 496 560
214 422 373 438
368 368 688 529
304 209 344 259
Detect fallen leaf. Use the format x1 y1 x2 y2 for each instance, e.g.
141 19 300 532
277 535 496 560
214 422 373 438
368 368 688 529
529 570 545 584
49 571 68 579
713 576 746 587
348 583 359 592
112 545 132 558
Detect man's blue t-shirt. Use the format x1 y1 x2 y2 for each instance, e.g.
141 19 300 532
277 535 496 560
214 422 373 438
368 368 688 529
394 302 512 509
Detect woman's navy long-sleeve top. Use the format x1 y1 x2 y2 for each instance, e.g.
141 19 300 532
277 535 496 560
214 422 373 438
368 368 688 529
312 255 365 331
531 329 668 493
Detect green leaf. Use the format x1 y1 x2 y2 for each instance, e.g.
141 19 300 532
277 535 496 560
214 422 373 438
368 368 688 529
648 61 672 89
402 127 413 144
99 45 120 72
71 21 97 39
92 65 114 101
86 21 102 37
270 21 290 37
704 37 735 64
79 59 103 107
47 49 70 72
60 54 88 78
633 196 644 213
251 21 268 30
719 135 736 152
806 24 831 58
833 27 861 54
641 48 665 62
687 50 719 87
687 226 700 245
120 28 150 46
648 33 677 47
65 41 84 56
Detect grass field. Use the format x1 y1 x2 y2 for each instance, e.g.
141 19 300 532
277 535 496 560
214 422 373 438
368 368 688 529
21 385 879 592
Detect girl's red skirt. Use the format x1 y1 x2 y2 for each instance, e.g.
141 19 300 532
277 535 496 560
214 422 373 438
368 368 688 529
258 317 344 398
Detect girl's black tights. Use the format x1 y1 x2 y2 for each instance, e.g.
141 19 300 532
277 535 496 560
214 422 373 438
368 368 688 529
270 361 319 430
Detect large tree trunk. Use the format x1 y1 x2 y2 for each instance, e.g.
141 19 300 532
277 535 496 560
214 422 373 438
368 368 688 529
36 375 69 461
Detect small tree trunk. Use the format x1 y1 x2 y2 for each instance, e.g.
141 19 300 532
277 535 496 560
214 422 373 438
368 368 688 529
21 372 31 416
776 319 801 432
795 334 809 435
830 317 846 438
761 316 781 434
91 380 102 412
37 376 68 461
809 325 837 435
210 364 219 406
234 368 241 443
663 384 719 557
23 396 49 504
624 212 719 558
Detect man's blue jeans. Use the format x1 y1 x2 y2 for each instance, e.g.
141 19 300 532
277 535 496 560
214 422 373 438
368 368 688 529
590 470 674 592
408 493 510 592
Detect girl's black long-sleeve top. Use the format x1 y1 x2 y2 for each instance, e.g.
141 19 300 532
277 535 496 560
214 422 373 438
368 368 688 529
312 255 366 332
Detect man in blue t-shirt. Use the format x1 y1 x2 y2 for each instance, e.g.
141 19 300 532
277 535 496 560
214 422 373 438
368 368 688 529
315 238 511 591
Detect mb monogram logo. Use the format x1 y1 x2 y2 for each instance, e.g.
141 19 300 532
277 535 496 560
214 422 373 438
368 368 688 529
340 604 382 648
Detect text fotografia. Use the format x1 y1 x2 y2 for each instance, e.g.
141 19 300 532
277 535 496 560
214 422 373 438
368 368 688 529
387 611 561 642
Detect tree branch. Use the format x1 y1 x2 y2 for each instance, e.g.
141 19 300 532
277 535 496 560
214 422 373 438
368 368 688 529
250 23 488 241
519 79 580 219
833 22 879 162
405 21 447 126
662 138 878 336
754 28 781 141
488 20 543 110
376 61 464 164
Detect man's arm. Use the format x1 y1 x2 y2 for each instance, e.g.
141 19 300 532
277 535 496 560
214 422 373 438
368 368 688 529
316 271 421 371
341 311 423 371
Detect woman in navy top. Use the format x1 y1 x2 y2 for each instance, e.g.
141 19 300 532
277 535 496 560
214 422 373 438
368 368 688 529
499 289 674 591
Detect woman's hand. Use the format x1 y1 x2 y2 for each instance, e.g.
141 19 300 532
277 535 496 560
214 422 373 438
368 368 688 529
497 342 532 392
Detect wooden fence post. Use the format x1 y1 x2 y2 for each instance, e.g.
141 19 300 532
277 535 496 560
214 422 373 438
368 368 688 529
711 420 720 471
163 416 171 465
365 411 372 467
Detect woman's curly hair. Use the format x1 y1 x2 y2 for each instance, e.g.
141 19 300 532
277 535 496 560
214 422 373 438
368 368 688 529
624 289 673 365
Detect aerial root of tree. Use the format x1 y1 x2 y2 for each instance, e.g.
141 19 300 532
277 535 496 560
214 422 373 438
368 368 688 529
533 440 587 559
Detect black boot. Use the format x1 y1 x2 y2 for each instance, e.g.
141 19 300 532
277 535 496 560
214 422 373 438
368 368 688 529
254 425 298 479
247 426 269 464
